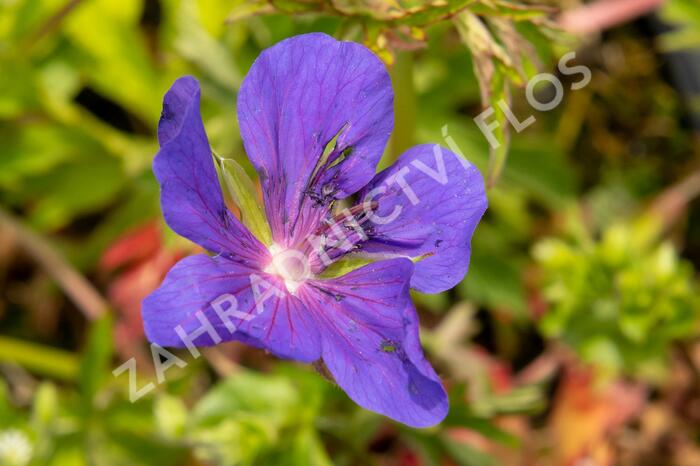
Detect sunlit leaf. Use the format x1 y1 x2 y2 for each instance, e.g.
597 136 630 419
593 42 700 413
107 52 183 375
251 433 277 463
216 156 273 246
154 395 188 440
32 383 58 428
318 255 374 278
79 313 113 410
0 337 79 380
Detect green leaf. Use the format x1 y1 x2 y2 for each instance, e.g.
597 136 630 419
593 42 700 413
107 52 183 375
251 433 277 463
268 0 325 15
32 382 59 428
217 156 273 246
79 313 114 409
0 336 79 380
659 0 700 51
0 119 114 191
174 0 241 91
481 385 547 416
505 136 578 208
62 0 166 122
154 395 188 440
534 214 700 380
459 247 526 319
261 426 333 466
0 380 14 422
411 290 450 313
318 255 374 278
189 369 321 466
24 156 126 231
192 370 298 426
442 438 497 466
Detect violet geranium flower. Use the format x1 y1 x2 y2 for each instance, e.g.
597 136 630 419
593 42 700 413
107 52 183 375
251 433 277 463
142 33 487 427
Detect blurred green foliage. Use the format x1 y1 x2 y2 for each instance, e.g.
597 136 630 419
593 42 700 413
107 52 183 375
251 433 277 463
535 213 700 380
660 0 700 51
1 0 700 465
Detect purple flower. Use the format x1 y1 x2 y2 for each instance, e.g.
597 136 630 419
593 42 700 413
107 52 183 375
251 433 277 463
142 33 487 427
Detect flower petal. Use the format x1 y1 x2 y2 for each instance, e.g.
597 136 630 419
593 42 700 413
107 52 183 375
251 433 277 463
359 144 487 293
301 259 448 427
237 33 394 246
142 254 321 362
154 76 266 265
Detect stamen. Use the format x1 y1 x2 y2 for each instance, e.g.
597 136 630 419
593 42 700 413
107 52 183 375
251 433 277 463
304 201 379 273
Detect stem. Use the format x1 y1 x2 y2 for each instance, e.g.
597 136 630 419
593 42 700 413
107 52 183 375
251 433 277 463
25 0 85 49
0 207 231 378
0 207 109 320
202 347 240 376
647 166 700 232
675 341 700 387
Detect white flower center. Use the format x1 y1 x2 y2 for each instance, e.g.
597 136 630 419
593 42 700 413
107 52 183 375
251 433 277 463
263 244 311 294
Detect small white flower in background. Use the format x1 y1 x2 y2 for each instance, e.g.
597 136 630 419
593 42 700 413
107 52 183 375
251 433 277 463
0 429 32 466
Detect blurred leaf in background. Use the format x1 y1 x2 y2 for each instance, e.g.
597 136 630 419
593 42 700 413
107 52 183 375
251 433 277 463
534 210 700 380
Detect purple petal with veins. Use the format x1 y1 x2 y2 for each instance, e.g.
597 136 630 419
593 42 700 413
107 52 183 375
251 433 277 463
143 33 488 428
237 33 393 247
